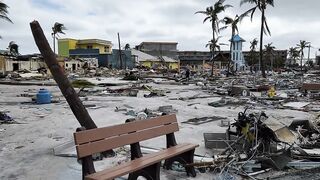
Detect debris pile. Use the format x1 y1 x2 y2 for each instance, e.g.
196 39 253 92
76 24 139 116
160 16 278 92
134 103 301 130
0 111 13 124
198 108 320 178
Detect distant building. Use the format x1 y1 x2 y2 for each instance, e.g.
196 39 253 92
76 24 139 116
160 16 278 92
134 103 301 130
58 38 112 57
110 49 134 69
230 35 246 71
178 50 233 72
76 39 112 54
178 51 211 71
57 57 99 72
131 49 179 70
0 54 46 75
135 42 178 59
58 38 113 67
243 50 287 69
213 52 231 71
59 58 82 72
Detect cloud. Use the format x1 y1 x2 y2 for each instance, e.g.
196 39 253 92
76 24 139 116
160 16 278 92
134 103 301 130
0 0 319 57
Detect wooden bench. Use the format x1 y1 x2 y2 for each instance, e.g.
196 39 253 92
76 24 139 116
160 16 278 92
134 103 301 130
74 114 199 180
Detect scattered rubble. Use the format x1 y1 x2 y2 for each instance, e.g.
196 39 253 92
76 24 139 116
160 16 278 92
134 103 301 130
0 111 13 124
198 107 320 178
2 68 320 179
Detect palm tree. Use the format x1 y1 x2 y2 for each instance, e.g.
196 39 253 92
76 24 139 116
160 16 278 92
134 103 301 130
206 38 222 73
124 43 130 50
8 41 18 54
0 1 13 39
206 38 222 53
241 0 274 78
288 47 299 66
196 0 232 76
51 22 66 54
0 1 12 23
264 43 275 71
222 15 246 76
248 38 258 72
297 40 310 72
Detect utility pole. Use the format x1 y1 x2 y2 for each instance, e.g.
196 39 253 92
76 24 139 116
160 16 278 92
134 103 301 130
118 33 123 69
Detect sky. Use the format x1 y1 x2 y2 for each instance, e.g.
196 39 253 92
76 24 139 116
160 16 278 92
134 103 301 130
0 0 320 57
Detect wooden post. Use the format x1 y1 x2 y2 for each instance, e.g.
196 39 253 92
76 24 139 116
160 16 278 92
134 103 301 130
30 20 97 130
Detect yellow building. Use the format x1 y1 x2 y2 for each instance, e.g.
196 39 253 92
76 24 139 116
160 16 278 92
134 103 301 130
58 38 77 57
58 38 112 57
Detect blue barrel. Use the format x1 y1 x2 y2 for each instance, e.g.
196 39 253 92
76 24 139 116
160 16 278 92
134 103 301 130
36 89 51 104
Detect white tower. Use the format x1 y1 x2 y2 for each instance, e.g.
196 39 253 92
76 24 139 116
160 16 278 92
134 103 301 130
231 34 245 71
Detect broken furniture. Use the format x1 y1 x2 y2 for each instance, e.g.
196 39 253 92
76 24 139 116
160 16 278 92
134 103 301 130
73 114 199 180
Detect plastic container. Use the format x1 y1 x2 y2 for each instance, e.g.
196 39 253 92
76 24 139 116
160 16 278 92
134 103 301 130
36 89 51 104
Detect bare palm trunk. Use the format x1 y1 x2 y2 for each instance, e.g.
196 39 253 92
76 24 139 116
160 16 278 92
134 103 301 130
260 9 266 78
227 31 234 77
300 53 303 72
211 21 215 76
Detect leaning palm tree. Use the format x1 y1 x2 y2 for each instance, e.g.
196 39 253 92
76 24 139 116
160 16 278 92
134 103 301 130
222 15 246 76
264 43 275 71
0 1 13 39
196 0 232 76
51 22 66 54
297 40 310 72
241 0 274 78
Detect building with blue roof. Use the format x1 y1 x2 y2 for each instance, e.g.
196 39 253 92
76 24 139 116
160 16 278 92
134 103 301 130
230 34 246 71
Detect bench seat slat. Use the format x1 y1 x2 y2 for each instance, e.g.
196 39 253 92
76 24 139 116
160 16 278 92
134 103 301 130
74 114 177 145
85 143 199 180
76 123 179 158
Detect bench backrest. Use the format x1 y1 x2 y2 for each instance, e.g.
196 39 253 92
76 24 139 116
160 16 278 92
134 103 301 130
74 114 179 158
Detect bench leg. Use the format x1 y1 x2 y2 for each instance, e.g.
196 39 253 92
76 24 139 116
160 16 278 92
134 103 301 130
81 156 96 180
163 149 197 177
128 162 161 180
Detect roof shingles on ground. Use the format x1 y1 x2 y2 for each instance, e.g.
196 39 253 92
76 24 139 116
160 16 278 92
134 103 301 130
131 49 178 63
131 49 159 62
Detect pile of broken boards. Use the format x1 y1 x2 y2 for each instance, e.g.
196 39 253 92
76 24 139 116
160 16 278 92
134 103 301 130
197 109 320 179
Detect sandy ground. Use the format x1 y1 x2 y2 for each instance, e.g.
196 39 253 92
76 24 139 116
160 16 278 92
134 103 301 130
0 78 313 180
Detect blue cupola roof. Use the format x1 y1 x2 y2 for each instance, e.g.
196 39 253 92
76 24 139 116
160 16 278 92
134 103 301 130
231 34 245 42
